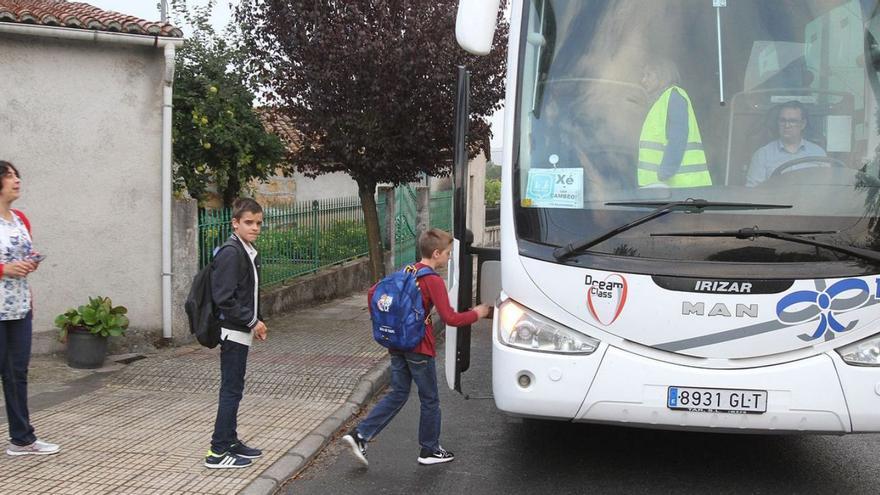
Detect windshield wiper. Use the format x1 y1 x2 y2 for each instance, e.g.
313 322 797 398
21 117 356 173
552 199 792 260
651 227 880 265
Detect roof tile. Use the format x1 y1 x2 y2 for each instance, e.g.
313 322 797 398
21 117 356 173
0 0 183 37
259 108 302 153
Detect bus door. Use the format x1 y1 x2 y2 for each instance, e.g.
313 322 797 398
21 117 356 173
445 65 502 393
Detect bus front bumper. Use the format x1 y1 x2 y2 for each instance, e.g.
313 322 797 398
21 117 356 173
493 337 880 432
577 346 849 433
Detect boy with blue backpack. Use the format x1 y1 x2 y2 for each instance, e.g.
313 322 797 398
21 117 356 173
342 228 489 466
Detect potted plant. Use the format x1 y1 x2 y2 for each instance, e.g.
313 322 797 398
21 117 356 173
55 296 129 369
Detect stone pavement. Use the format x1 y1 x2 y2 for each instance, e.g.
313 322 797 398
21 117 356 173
0 290 390 495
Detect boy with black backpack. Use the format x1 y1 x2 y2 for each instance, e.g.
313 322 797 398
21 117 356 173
204 198 268 469
342 228 489 467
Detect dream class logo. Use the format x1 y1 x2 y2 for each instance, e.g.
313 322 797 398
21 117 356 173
586 273 628 325
775 278 872 342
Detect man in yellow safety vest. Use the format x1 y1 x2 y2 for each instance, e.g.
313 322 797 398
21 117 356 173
637 60 712 188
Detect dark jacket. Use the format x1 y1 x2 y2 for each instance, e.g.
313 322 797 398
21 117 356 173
211 234 261 333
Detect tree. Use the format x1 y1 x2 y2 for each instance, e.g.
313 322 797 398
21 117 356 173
485 179 501 206
237 1 508 280
171 0 287 207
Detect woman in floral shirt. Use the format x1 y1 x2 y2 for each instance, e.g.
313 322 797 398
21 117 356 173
0 161 59 456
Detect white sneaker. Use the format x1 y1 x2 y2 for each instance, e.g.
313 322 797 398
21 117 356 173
417 446 454 465
7 439 61 456
341 430 368 466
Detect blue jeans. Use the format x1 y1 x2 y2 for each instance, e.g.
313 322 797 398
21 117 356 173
357 352 441 452
211 337 249 453
0 312 36 446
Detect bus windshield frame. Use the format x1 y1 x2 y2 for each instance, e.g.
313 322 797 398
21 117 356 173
512 0 880 277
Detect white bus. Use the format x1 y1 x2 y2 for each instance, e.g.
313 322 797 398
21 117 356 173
446 0 880 433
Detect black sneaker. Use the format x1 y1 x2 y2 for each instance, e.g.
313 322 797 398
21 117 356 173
204 450 252 469
417 446 455 465
230 441 262 459
341 429 368 466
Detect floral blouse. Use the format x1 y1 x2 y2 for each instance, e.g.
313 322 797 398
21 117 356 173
0 212 32 320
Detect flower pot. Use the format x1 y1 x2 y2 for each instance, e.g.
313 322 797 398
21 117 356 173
66 329 108 369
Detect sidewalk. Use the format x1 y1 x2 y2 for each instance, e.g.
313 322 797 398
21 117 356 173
0 290 390 495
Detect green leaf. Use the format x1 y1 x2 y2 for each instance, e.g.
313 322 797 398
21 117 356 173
81 307 98 326
54 314 68 328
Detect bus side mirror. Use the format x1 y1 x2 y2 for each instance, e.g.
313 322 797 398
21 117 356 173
456 0 501 56
479 260 502 305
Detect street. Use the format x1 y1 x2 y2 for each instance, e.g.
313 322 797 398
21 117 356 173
287 319 880 495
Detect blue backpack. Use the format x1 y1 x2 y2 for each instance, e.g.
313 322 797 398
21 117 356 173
370 265 436 351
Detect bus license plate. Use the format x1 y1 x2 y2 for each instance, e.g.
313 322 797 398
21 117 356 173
667 386 767 414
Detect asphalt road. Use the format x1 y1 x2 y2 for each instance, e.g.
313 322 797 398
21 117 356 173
285 319 880 495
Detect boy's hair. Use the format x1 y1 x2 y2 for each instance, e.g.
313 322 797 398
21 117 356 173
232 197 263 220
419 228 453 258
0 161 20 191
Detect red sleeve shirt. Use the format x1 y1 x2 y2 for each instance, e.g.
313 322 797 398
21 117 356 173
11 209 30 234
0 209 31 279
410 262 478 357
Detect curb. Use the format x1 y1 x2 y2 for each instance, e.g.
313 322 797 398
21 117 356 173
240 357 392 495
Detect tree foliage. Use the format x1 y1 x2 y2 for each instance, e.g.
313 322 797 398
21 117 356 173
237 0 508 278
485 178 501 206
171 0 287 207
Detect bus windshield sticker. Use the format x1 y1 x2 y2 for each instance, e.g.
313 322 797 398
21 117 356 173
525 168 583 209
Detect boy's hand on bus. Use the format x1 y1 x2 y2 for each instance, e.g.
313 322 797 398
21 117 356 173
253 321 268 341
474 304 491 319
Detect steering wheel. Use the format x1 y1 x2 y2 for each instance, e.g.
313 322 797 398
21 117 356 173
768 155 847 179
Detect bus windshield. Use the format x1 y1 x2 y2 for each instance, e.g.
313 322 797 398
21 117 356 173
515 0 880 271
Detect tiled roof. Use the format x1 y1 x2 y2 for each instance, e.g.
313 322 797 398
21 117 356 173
0 0 183 37
259 108 302 152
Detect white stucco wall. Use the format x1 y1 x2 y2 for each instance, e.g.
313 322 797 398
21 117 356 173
0 34 166 352
292 171 359 202
467 151 488 246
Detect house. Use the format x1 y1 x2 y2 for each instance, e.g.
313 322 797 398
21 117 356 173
192 108 360 208
0 0 183 353
253 109 359 205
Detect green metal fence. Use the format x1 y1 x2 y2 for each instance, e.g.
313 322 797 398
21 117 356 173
198 197 369 288
394 185 419 269
199 189 455 288
430 189 453 232
375 187 418 270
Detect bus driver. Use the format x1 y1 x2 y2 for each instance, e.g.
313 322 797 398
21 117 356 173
745 100 826 187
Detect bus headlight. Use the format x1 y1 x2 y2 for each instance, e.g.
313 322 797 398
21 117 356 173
837 334 880 366
497 300 599 354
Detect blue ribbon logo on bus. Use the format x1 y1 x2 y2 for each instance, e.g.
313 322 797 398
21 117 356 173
775 279 871 342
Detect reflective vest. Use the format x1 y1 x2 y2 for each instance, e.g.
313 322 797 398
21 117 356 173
638 86 712 187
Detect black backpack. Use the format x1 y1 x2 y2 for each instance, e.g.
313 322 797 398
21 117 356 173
185 239 246 348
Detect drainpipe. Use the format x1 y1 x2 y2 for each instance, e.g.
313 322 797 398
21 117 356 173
161 43 176 340
0 23 183 340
